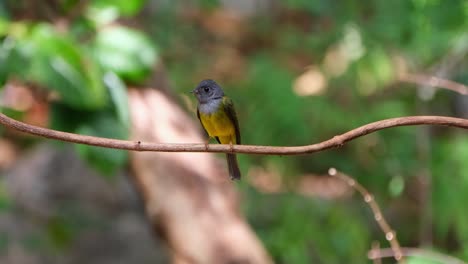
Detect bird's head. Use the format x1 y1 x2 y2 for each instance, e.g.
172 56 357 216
192 79 224 104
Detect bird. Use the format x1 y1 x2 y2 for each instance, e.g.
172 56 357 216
192 79 241 180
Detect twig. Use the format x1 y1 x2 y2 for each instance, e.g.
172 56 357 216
399 73 468 95
371 241 382 264
328 168 404 263
0 113 467 155
368 247 467 264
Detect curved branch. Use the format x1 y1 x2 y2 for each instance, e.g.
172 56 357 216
0 113 467 155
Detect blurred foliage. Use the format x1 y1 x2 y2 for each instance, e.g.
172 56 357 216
0 178 12 211
1 0 468 263
89 0 146 16
0 0 158 175
152 0 468 263
93 26 157 82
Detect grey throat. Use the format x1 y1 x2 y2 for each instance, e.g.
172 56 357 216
198 98 223 115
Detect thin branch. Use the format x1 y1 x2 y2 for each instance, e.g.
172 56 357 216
328 168 405 263
371 241 382 264
368 247 467 264
399 73 468 95
0 113 467 155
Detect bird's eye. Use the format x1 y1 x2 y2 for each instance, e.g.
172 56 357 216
204 87 210 92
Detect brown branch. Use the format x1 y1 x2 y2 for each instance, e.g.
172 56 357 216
371 241 382 264
368 247 467 264
399 73 468 95
0 113 467 155
328 168 405 263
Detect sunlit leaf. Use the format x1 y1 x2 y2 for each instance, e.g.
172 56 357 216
90 0 145 17
406 256 442 264
103 72 129 129
93 26 157 83
0 17 8 35
388 175 405 197
17 24 107 109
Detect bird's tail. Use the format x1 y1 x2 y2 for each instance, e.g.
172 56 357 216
226 153 241 180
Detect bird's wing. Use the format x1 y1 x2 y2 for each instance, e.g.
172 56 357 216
196 107 210 138
222 96 241 144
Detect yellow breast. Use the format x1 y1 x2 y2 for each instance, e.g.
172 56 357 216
199 110 235 143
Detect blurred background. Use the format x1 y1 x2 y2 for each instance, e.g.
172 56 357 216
0 0 467 263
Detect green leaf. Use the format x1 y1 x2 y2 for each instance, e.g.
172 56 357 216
0 17 9 35
25 24 107 110
93 26 157 83
86 0 145 26
49 103 93 132
0 106 24 120
103 72 130 129
0 23 31 85
388 175 405 197
407 255 443 264
90 0 145 17
75 113 128 176
0 37 15 86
